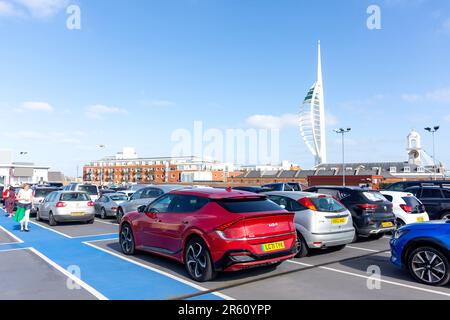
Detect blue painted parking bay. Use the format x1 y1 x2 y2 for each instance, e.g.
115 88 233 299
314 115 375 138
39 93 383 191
0 209 222 300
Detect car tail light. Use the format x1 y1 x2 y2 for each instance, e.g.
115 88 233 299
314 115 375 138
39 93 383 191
87 201 94 207
400 204 412 213
215 219 246 240
111 207 118 211
356 204 378 210
56 202 67 208
216 219 242 231
298 197 317 211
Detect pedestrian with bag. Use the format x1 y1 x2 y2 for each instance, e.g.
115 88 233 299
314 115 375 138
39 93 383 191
5 186 16 218
14 184 33 232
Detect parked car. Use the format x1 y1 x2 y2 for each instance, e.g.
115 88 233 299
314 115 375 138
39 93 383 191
265 191 355 257
385 180 450 192
47 182 64 189
63 183 100 201
98 189 122 198
30 187 60 216
120 184 150 199
233 186 272 193
94 193 128 219
380 191 430 226
116 185 182 223
119 188 297 282
403 186 450 220
36 191 95 226
305 186 396 240
391 220 450 286
262 183 302 192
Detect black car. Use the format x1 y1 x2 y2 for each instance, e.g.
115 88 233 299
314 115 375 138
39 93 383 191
232 186 272 193
262 183 302 192
404 186 450 220
305 186 396 240
385 180 450 192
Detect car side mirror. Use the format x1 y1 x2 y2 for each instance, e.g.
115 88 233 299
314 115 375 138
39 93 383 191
137 205 146 213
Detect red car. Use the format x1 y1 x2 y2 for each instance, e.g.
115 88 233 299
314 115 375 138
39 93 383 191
119 188 297 282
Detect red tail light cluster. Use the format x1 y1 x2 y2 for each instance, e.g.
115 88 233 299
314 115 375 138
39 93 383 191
400 204 412 213
56 202 67 208
356 204 378 210
298 197 317 211
87 201 94 207
216 219 246 240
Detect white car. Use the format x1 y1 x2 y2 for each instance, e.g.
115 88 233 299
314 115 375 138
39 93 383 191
380 191 429 226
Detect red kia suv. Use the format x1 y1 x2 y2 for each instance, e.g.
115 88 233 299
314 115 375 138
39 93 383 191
119 188 297 282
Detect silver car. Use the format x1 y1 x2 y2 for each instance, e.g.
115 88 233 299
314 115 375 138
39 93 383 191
116 185 182 222
266 191 355 257
94 193 128 219
36 191 95 226
31 187 60 216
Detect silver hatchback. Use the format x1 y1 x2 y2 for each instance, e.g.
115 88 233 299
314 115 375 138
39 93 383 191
36 191 95 226
266 191 355 257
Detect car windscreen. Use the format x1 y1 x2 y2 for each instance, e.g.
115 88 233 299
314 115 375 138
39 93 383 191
34 189 58 198
309 197 347 213
402 196 424 212
362 191 387 202
78 185 98 195
286 183 301 191
216 198 283 213
110 195 128 201
60 193 90 201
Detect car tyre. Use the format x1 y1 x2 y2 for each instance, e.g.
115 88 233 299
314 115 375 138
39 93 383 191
120 223 136 255
100 208 107 220
184 238 216 282
49 212 57 226
117 207 124 224
36 209 41 222
295 232 309 258
408 246 450 286
330 244 346 252
440 212 450 220
86 218 95 224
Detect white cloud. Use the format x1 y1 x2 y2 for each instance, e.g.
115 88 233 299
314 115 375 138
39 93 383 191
0 0 68 18
401 88 450 104
14 101 54 113
246 112 338 130
85 104 128 119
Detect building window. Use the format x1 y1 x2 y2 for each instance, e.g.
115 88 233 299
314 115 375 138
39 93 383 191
404 167 411 173
390 167 397 173
417 166 425 173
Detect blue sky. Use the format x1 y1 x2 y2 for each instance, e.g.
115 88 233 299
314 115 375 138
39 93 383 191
1 0 450 176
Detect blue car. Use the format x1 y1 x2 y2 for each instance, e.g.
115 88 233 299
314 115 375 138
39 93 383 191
391 220 450 286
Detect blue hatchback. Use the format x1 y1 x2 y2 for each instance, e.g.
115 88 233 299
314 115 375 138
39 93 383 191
391 220 450 286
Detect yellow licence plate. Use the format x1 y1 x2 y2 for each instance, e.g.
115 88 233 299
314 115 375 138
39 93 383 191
417 217 425 222
382 222 394 228
331 218 346 225
71 212 85 216
261 241 285 252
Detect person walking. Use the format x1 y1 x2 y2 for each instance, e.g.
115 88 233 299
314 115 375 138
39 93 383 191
14 184 33 232
5 186 16 218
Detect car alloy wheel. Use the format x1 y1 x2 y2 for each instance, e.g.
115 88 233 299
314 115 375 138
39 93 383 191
441 212 450 220
49 213 57 226
185 238 215 282
117 208 124 224
409 247 449 286
101 208 107 219
295 232 309 258
120 224 135 255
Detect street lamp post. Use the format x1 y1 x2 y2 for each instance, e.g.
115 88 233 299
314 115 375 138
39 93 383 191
425 126 440 181
334 128 352 187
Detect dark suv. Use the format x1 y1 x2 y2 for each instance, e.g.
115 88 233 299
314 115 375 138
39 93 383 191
305 186 396 240
404 186 450 220
385 180 450 192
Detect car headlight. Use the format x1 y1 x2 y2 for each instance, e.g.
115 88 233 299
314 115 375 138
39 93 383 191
394 228 409 240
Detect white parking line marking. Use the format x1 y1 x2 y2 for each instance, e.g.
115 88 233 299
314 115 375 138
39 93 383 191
27 247 108 300
95 220 117 226
287 260 450 298
30 221 72 238
72 233 118 239
0 225 24 243
83 241 234 301
346 246 382 253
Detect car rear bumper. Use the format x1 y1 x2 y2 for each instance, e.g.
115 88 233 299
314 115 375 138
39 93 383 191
215 245 298 272
304 229 355 248
54 213 95 222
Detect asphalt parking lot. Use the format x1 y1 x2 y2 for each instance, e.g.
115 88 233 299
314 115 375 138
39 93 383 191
1 208 449 300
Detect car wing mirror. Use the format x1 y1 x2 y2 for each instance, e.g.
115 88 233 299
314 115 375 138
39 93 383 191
137 205 146 213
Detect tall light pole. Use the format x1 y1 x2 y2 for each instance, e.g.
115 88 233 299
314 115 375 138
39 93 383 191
97 145 106 186
425 126 440 181
334 128 352 187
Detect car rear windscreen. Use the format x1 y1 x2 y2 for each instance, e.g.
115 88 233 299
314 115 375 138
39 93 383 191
110 195 128 201
60 193 90 201
363 191 387 202
310 197 347 213
402 196 424 212
34 189 58 198
78 185 98 195
216 198 283 213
